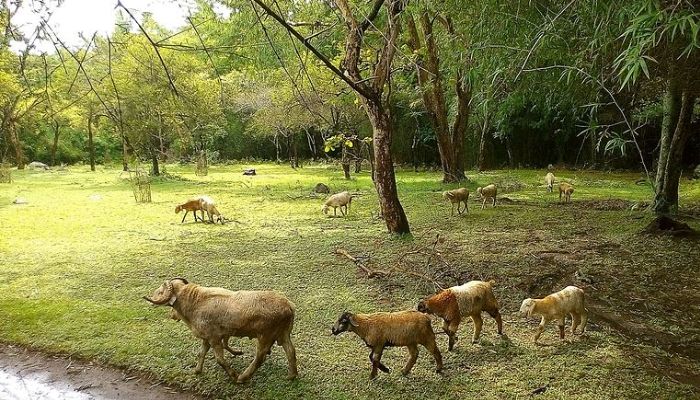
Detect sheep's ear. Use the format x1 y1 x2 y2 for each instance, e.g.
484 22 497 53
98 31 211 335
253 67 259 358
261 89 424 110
348 314 358 327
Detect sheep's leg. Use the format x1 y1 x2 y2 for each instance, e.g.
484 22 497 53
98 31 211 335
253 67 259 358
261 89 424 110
487 308 503 335
181 211 188 223
194 339 210 374
471 314 483 343
534 317 548 343
571 313 581 335
402 345 419 376
492 197 496 207
445 319 460 351
211 340 238 380
451 203 455 216
370 345 386 379
367 350 390 374
464 200 469 214
580 309 588 333
279 332 298 380
423 338 443 373
558 317 566 339
237 338 273 383
340 205 346 216
481 198 487 210
333 207 337 217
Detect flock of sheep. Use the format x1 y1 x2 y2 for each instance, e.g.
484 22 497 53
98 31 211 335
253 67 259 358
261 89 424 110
155 171 583 383
144 277 588 382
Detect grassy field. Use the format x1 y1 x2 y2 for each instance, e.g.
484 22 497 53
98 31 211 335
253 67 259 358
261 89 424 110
0 163 699 399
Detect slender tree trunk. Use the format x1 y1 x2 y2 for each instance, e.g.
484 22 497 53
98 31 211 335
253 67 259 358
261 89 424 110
366 101 410 234
87 114 96 171
652 76 694 214
7 123 24 169
478 109 490 171
121 135 129 171
51 121 61 166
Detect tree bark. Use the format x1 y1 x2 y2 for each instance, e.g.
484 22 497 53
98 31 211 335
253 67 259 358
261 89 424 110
121 134 129 171
406 12 468 183
50 121 61 166
87 114 96 171
478 107 490 171
7 123 24 169
366 101 410 234
652 76 694 214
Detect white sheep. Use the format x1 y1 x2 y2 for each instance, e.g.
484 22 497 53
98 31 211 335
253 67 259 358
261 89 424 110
476 184 498 209
417 280 503 350
443 188 469 216
322 191 352 216
519 285 588 343
331 310 443 379
545 173 556 193
144 278 297 383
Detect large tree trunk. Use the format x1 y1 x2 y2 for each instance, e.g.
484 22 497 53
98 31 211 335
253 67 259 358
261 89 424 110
7 123 24 169
366 101 410 234
652 75 695 214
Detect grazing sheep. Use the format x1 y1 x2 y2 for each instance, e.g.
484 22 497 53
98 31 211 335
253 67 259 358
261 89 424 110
175 199 205 223
545 173 556 193
476 184 498 209
559 182 574 203
322 191 352 216
331 310 443 379
144 278 298 383
417 280 503 350
314 183 330 194
519 286 588 343
197 195 223 224
27 161 50 170
443 188 469 216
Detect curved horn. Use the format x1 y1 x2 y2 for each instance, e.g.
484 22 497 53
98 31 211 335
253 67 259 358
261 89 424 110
143 280 174 305
171 277 189 285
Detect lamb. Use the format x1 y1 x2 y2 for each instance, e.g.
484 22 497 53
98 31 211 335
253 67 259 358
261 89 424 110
331 310 442 379
443 188 469 216
476 184 498 209
559 182 574 203
519 285 588 343
144 278 297 383
417 280 503 350
322 191 352 216
175 199 205 223
545 172 556 193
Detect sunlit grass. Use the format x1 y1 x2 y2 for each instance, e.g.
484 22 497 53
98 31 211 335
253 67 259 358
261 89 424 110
0 163 698 399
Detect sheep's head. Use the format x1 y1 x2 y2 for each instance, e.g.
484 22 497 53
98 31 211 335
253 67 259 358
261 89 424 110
143 277 189 306
416 300 431 314
519 298 536 317
442 191 452 200
331 311 357 335
175 205 182 214
322 204 330 214
476 187 483 197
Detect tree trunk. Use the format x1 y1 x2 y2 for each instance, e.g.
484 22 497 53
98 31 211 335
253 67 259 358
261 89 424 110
51 121 61 166
87 115 96 171
652 77 694 214
478 109 490 171
121 135 129 171
406 12 467 183
7 123 24 169
366 101 410 234
342 163 351 179
151 151 160 176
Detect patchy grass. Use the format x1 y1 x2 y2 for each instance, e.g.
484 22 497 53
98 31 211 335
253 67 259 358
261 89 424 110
0 163 698 399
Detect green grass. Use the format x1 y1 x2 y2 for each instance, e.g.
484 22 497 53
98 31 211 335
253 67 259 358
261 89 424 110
0 163 698 399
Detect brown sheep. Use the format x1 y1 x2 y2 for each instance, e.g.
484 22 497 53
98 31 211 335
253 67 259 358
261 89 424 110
520 286 588 343
144 278 297 383
559 182 574 203
417 280 503 350
443 188 469 216
175 199 205 223
331 310 443 379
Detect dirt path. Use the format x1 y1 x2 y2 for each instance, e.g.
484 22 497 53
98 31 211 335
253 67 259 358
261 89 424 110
0 345 201 400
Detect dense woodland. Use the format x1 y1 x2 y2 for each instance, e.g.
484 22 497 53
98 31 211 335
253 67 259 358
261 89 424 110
1 0 699 231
